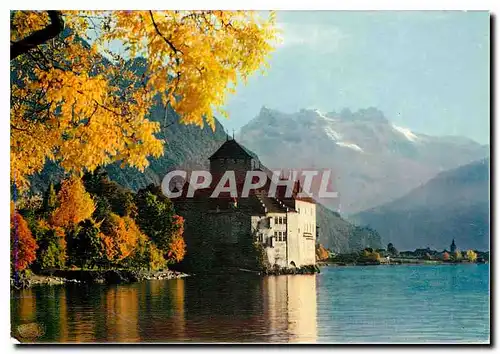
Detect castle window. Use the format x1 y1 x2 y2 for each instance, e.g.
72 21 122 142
275 217 279 225
284 217 287 224
283 235 287 242
274 231 278 238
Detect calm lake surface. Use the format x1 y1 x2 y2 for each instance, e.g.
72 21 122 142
11 264 489 343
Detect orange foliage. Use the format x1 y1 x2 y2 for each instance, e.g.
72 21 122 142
103 214 141 262
100 233 118 262
166 215 186 263
316 244 330 261
51 176 95 229
11 211 38 271
443 252 450 261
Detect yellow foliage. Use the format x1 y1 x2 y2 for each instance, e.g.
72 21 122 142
11 10 277 189
51 176 95 229
466 249 477 262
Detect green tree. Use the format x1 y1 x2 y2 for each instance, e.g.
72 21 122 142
33 221 66 270
42 182 58 216
387 242 399 256
454 250 463 262
126 233 166 271
83 168 137 220
68 219 104 269
134 184 185 262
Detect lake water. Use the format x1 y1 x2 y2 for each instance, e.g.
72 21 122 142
11 264 489 343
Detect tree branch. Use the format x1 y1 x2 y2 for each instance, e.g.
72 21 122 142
148 11 183 56
11 10 64 61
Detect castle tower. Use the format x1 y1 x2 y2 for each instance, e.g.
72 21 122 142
208 139 255 187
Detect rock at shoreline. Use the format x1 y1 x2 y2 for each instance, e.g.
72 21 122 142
11 268 189 289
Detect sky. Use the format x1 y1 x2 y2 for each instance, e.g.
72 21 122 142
222 11 490 144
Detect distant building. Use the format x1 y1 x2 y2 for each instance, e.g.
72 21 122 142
174 138 316 271
450 239 457 254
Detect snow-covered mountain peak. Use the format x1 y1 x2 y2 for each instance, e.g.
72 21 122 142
392 124 420 142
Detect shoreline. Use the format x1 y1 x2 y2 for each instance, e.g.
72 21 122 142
11 264 321 289
13 261 485 289
318 260 488 267
11 269 190 290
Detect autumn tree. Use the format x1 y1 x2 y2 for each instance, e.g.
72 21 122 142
11 10 277 189
166 215 186 264
359 249 381 263
454 250 463 262
442 251 450 261
315 243 329 262
51 176 95 229
11 210 38 272
466 249 477 263
101 213 141 263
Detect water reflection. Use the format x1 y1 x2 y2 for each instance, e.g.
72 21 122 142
264 275 317 342
11 274 318 343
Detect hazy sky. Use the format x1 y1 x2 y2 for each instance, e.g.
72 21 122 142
223 11 490 144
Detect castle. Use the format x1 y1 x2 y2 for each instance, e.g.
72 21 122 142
173 138 317 271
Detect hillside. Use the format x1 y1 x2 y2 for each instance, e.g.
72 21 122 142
352 159 490 251
317 204 381 252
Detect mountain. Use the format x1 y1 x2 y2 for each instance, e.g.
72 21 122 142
238 107 489 214
317 204 381 252
351 159 490 251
